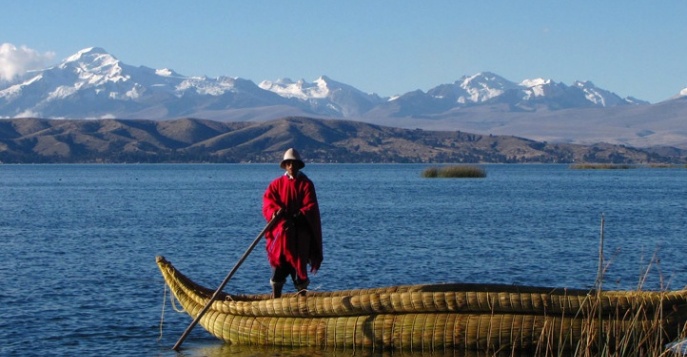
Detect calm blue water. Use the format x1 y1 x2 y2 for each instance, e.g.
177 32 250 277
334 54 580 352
0 164 685 356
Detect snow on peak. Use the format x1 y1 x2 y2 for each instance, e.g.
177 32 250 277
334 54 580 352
58 47 128 85
260 78 296 86
573 80 596 89
461 72 508 87
457 72 516 103
679 87 687 97
520 78 556 98
572 80 622 106
156 68 174 77
175 75 242 96
520 78 552 88
259 77 330 100
64 47 113 63
314 75 331 87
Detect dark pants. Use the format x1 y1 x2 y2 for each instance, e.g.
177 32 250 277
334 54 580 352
270 255 309 290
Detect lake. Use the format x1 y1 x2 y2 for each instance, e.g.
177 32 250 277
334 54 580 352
0 164 685 356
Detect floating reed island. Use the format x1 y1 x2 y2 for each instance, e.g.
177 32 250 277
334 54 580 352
569 163 635 170
157 256 687 355
569 163 687 170
422 165 486 178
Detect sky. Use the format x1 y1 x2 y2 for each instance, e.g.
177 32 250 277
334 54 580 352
2 1 686 103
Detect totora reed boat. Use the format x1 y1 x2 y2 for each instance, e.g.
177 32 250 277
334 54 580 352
157 256 687 352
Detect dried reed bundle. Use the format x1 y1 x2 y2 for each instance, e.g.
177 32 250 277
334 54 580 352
157 256 687 353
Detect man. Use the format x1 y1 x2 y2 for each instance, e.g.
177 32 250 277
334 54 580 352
262 148 322 298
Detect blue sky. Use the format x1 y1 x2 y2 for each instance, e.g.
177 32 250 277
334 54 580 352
2 1 686 103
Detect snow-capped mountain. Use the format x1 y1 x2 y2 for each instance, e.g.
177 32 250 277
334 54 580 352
425 71 639 108
259 76 385 117
1 47 686 148
0 47 294 118
432 72 635 110
372 71 645 117
0 47 651 121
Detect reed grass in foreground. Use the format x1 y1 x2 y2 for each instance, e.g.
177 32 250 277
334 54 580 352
519 291 687 357
422 165 486 178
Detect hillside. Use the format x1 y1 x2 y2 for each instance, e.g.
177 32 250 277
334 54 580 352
0 117 684 164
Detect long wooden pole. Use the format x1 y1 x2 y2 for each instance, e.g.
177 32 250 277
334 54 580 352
172 213 281 351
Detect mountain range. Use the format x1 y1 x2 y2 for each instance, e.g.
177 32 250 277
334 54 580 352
1 47 686 149
2 117 683 164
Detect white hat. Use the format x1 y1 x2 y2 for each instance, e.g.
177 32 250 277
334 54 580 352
280 148 305 169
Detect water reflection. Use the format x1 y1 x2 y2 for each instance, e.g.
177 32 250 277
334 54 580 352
183 343 546 357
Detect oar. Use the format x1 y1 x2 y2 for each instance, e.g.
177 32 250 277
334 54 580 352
172 212 282 351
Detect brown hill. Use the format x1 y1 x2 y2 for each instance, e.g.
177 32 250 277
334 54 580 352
0 117 684 164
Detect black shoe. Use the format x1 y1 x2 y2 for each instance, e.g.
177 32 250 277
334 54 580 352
294 278 309 296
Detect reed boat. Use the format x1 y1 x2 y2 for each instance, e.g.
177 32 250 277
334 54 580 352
157 256 687 352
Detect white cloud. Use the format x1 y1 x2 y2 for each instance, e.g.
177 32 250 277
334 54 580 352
0 43 55 82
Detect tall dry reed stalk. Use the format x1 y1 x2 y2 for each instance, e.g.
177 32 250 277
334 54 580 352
473 216 686 357
504 293 683 357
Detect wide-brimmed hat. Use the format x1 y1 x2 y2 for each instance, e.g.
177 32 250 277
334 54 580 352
280 148 305 169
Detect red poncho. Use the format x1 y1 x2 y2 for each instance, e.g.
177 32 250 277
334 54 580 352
263 173 323 280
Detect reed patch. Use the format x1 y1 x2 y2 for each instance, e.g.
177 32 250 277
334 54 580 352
569 163 636 170
422 165 487 178
570 163 687 170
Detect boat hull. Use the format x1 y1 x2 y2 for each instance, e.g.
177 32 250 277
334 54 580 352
157 256 687 351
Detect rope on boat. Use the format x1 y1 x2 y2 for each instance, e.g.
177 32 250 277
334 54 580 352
158 283 167 341
169 287 185 313
158 280 187 341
